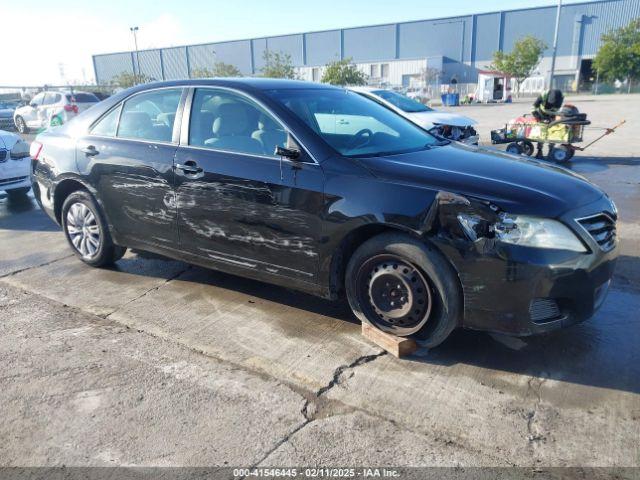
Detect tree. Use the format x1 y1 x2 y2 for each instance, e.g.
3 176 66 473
261 50 298 79
110 71 154 89
191 62 242 78
593 17 640 93
321 58 367 86
491 36 546 96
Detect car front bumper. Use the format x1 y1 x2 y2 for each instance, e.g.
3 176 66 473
434 197 619 336
0 155 31 192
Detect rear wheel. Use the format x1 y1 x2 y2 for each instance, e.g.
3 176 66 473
521 141 535 156
506 142 523 155
15 116 28 134
345 232 462 348
61 190 126 267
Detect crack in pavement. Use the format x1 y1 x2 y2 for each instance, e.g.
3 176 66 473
525 375 547 444
102 265 192 319
0 254 74 280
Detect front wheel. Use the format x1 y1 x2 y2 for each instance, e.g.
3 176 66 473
15 116 28 134
61 190 126 267
345 233 462 348
548 145 574 163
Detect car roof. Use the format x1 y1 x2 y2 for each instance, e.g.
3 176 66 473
130 78 339 92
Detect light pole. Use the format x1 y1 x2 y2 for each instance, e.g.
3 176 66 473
130 26 140 83
548 0 562 89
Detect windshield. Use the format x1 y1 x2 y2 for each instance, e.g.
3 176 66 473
266 89 439 157
373 90 432 113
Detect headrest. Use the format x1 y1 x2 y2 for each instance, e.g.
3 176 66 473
212 103 250 136
258 113 280 131
157 112 176 128
119 111 152 135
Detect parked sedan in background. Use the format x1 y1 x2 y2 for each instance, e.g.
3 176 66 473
14 91 99 133
0 129 31 199
31 79 617 348
349 87 479 144
0 101 17 131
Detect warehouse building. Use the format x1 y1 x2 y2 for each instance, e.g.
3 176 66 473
93 0 640 94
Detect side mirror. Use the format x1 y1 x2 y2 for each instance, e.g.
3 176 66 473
29 103 38 109
275 145 300 160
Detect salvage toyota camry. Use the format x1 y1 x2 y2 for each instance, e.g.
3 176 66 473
31 79 618 347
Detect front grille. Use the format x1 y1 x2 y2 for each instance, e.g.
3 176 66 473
0 149 7 162
529 298 562 323
577 213 616 252
0 175 28 186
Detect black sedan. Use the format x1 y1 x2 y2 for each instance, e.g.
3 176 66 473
30 79 618 347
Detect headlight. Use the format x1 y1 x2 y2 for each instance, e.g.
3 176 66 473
495 214 586 252
10 139 30 160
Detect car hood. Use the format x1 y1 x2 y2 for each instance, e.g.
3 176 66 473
404 111 477 128
356 143 605 217
0 130 20 150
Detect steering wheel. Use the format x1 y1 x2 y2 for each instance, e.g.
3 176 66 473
348 128 373 150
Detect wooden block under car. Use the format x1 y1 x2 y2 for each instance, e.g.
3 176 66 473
361 323 417 358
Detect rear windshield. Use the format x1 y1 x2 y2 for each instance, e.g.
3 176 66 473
66 93 99 103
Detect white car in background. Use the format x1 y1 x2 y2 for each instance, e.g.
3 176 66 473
13 91 99 133
0 130 31 199
349 87 479 144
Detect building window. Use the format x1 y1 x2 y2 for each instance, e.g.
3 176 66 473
312 68 320 82
381 64 389 79
370 64 380 78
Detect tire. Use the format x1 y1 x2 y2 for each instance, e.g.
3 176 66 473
15 116 28 134
521 141 535 156
506 142 523 155
345 232 462 349
61 190 126 267
548 145 573 163
6 187 30 200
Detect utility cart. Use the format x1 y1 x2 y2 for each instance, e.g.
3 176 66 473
490 110 594 162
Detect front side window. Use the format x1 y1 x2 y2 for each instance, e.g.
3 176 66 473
189 88 287 157
31 93 45 106
117 88 182 142
267 88 439 157
90 105 121 137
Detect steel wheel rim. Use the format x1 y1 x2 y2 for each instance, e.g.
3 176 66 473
16 118 25 132
356 254 433 335
66 202 101 259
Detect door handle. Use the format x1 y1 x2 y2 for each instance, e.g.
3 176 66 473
175 161 203 175
81 145 99 156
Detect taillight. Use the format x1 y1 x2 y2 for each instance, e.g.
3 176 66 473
30 141 43 160
64 104 79 114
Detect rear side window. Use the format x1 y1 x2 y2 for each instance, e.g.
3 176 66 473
116 89 182 142
72 93 99 103
43 93 61 105
91 105 121 137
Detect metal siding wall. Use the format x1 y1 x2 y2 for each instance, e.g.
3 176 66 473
474 13 501 63
501 7 556 52
94 52 134 84
266 34 304 65
343 24 396 62
398 19 467 61
252 38 267 74
137 49 163 81
187 43 217 72
211 40 253 75
162 47 189 79
92 0 640 84
305 30 341 66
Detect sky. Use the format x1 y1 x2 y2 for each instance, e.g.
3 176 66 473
2 0 578 86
